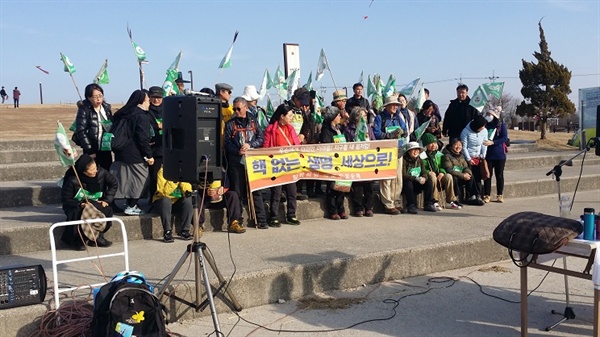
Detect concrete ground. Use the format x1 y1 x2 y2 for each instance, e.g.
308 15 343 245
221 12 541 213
167 258 595 337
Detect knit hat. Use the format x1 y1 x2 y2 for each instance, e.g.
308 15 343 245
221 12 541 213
421 133 437 147
470 115 487 132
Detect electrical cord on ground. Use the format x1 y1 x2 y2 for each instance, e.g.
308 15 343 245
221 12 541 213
223 263 558 335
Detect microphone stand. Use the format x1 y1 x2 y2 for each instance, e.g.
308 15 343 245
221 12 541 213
543 140 594 331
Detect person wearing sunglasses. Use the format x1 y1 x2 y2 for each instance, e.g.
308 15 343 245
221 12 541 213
224 97 268 229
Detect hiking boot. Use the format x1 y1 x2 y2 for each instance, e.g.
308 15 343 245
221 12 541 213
407 204 418 214
423 204 437 212
163 230 174 243
339 212 348 219
286 216 301 225
257 222 269 229
496 195 504 203
228 220 246 233
181 231 193 240
482 195 491 203
269 218 281 228
354 210 364 217
385 207 400 215
365 209 374 217
330 214 341 220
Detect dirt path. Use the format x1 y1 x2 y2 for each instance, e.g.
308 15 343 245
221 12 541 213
0 104 577 151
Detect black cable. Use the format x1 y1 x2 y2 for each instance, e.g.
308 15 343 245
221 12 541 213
570 139 592 210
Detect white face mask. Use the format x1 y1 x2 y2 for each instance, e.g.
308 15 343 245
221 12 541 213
485 115 494 123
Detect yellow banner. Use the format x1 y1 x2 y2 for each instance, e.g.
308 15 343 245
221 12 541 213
244 139 398 191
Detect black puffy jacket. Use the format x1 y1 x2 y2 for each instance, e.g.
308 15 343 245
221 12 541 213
61 167 118 210
73 100 113 154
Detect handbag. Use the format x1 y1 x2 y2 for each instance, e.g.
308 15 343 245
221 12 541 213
480 159 490 180
332 180 352 192
80 202 107 241
493 211 583 267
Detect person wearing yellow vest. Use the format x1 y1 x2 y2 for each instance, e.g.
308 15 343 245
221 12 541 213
152 165 194 243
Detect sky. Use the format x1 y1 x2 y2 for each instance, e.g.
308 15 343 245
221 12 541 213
0 0 599 113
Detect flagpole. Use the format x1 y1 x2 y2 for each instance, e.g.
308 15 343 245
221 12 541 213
323 52 338 91
138 61 144 89
69 73 83 101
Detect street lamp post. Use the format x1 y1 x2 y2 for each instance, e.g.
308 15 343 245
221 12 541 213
188 70 194 91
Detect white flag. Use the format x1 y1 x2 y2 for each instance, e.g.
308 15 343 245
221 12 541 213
315 49 329 81
258 69 269 100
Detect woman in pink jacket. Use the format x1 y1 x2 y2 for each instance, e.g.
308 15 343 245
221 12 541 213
263 105 301 227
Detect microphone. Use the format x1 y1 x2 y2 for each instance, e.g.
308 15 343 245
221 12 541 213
183 89 210 96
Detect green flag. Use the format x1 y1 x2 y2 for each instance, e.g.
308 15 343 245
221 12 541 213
54 121 76 166
315 48 329 81
482 82 504 99
383 74 396 98
218 31 239 69
399 78 420 97
60 53 76 74
372 74 383 111
355 116 369 141
313 94 324 124
285 69 299 99
367 75 376 98
162 52 182 96
132 41 146 62
266 96 275 119
303 71 313 90
273 66 287 98
414 86 426 111
258 68 270 99
414 119 431 142
469 85 488 112
257 108 269 130
93 59 110 84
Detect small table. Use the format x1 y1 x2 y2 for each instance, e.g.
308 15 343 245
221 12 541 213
520 239 600 336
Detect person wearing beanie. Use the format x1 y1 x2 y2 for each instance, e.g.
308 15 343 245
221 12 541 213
459 114 493 205
421 133 460 210
401 142 436 214
483 106 508 203
319 106 348 220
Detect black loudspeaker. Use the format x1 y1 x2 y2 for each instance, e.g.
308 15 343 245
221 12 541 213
163 95 222 183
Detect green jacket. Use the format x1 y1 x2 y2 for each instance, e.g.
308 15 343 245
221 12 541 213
423 150 447 175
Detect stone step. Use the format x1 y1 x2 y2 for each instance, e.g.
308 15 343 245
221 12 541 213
1 169 598 256
0 139 55 151
1 151 597 208
0 161 67 182
0 149 59 164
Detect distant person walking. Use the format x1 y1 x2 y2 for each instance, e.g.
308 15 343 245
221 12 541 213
12 87 20 108
0 86 8 103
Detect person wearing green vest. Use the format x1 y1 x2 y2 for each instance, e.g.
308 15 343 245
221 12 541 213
60 154 118 250
401 142 436 214
421 133 461 210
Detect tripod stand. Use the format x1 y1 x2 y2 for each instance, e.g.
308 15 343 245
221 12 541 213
544 144 592 331
157 191 242 336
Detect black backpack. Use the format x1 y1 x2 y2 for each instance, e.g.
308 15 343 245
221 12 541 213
108 116 132 152
91 274 167 337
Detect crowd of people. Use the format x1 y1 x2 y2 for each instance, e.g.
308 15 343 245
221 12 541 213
60 78 509 250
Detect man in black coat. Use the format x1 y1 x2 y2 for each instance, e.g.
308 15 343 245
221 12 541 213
147 86 164 198
442 84 479 140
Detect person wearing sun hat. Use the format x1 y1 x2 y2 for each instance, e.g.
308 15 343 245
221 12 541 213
331 89 349 128
483 105 508 203
174 72 190 94
421 133 460 210
402 141 436 214
373 95 408 215
241 85 266 122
